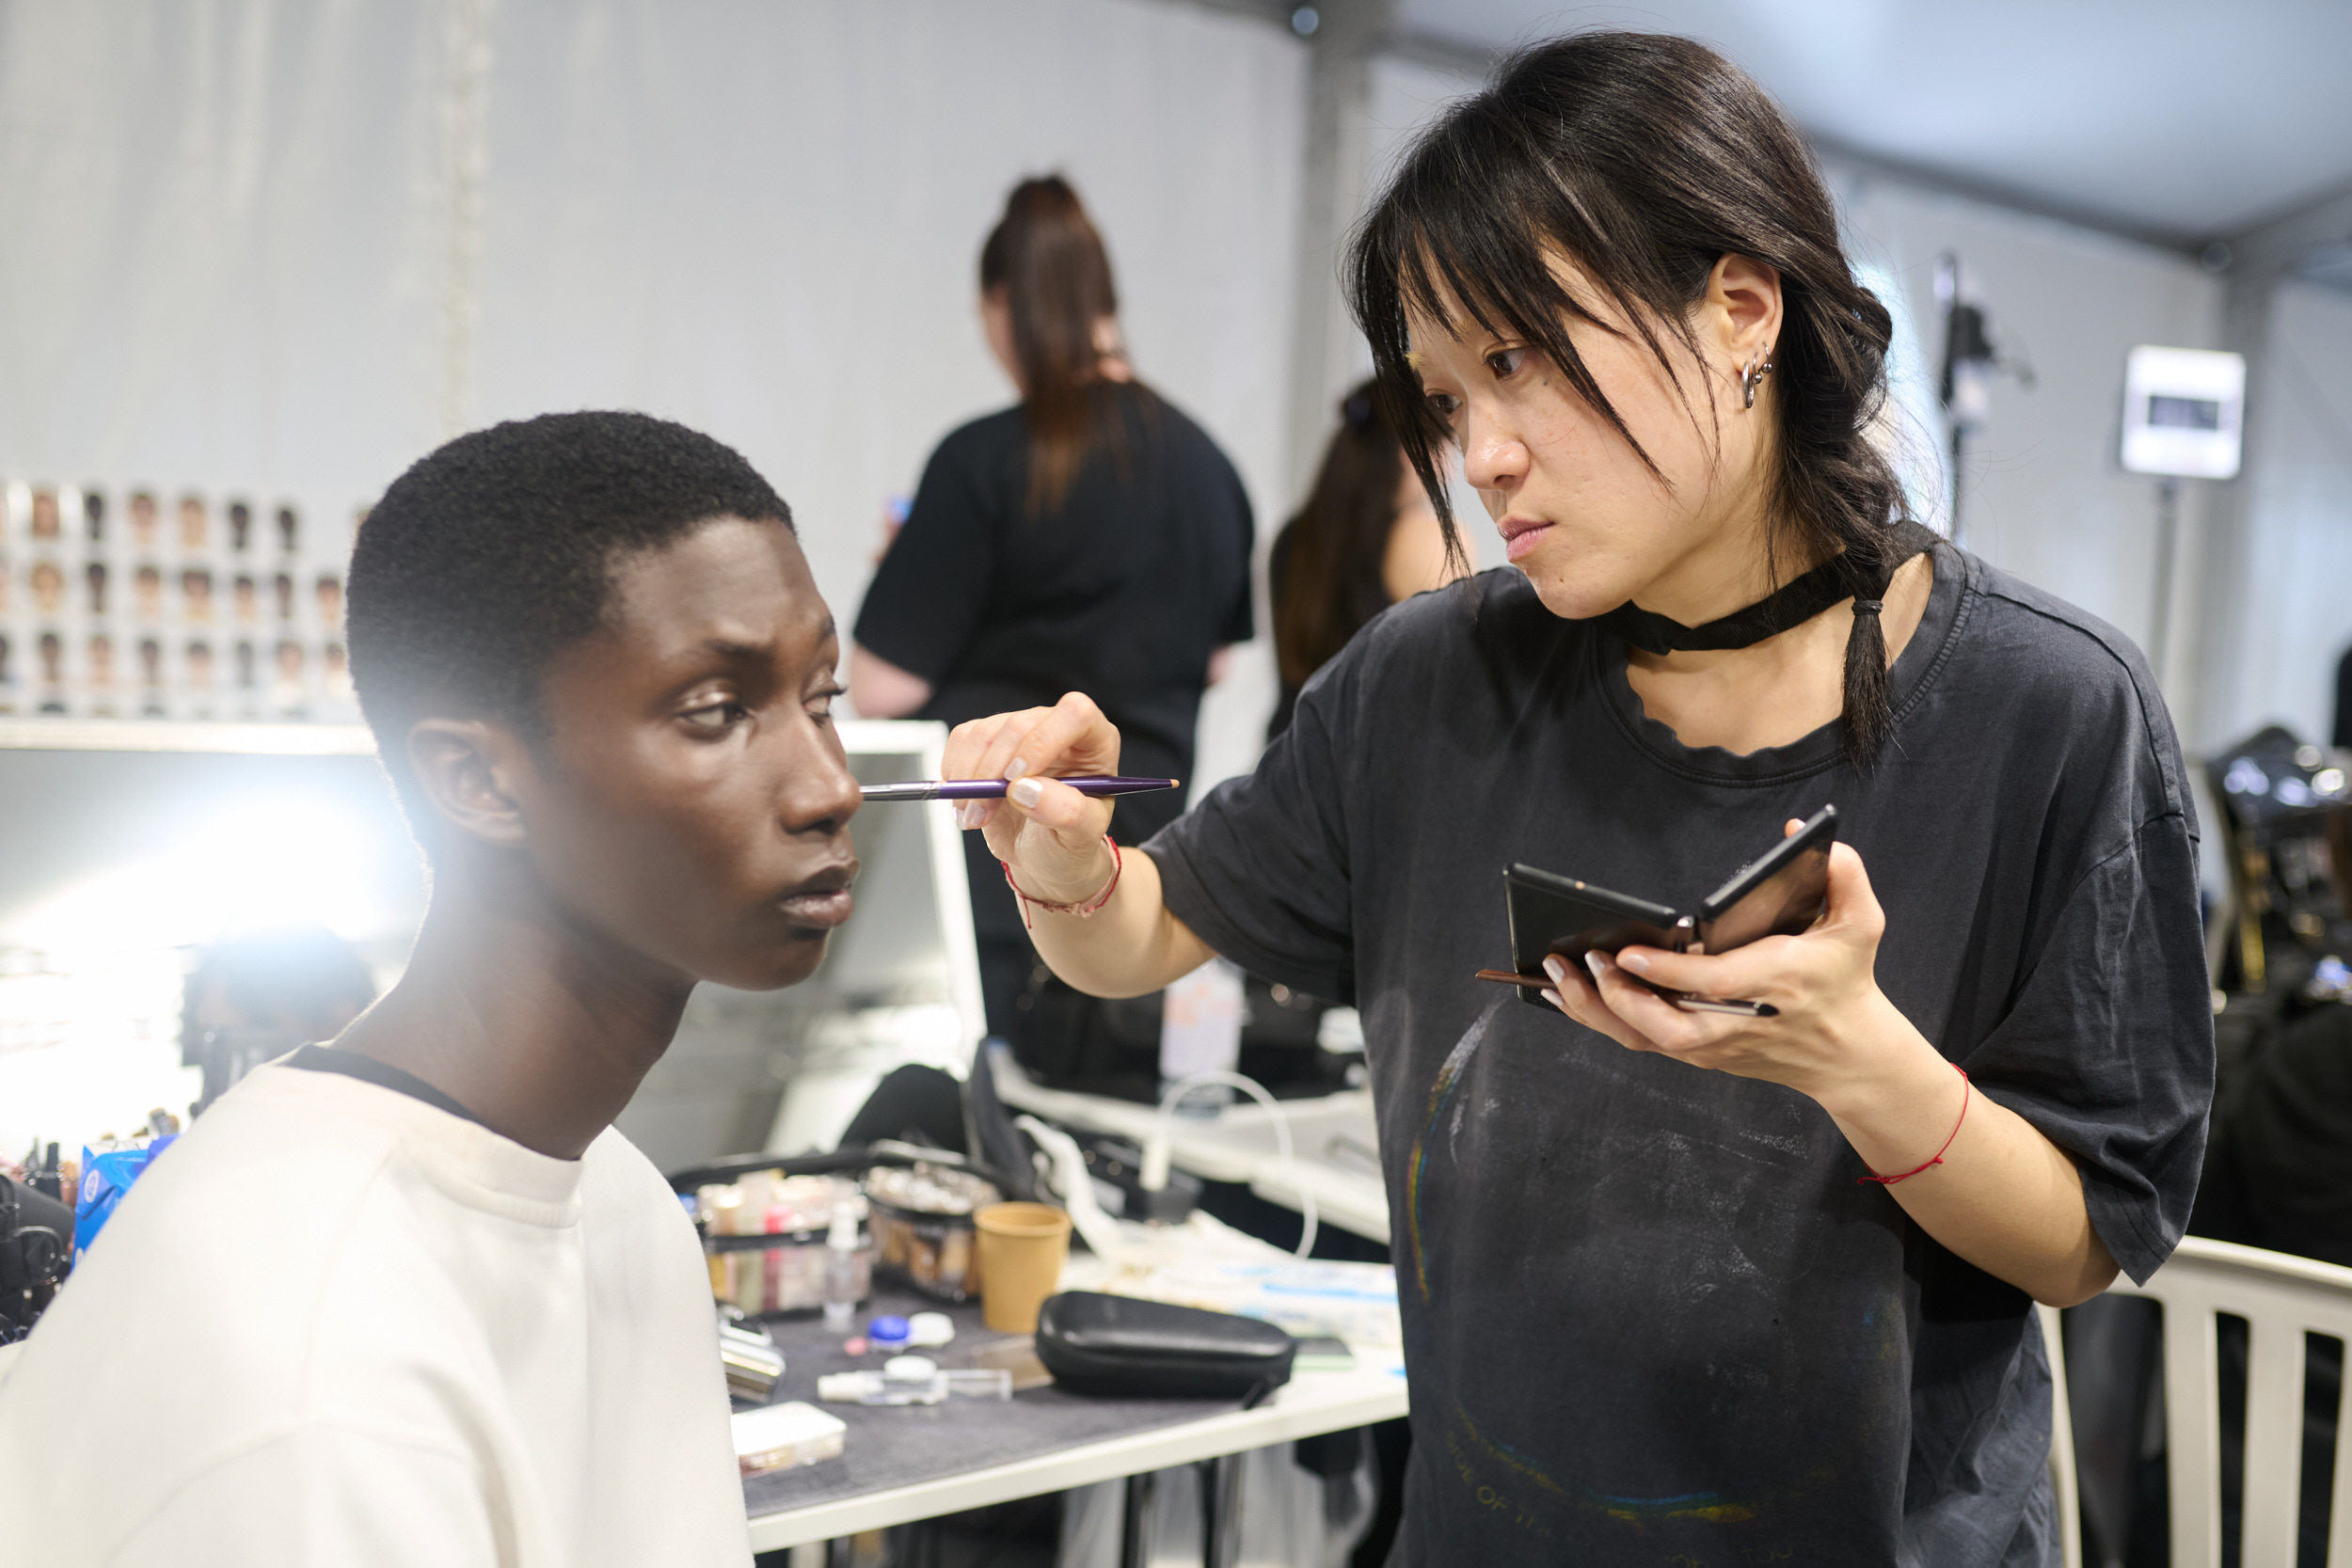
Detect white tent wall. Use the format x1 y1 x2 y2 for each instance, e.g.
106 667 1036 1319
2204 280 2352 751
1826 175 2227 725
0 2 452 522
0 0 1311 790
465 0 1310 791
3 0 2346 801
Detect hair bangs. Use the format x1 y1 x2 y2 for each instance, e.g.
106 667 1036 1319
1356 112 1727 555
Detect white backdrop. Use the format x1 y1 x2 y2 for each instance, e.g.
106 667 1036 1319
0 0 1311 783
0 1 451 529
469 0 1309 784
8 1 2339 775
2210 281 2352 747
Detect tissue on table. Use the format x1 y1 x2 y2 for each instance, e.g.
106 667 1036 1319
1119 1258 1400 1348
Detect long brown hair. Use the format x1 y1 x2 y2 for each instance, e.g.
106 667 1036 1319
1348 33 1910 764
980 176 1127 515
1274 383 1406 689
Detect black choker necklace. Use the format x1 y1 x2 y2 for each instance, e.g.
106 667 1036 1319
1586 519 1942 656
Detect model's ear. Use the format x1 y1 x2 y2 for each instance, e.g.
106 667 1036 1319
1705 252 1784 363
405 719 532 849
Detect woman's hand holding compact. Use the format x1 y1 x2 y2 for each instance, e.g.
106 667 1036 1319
1543 819 2112 1307
1543 821 1974 1187
1543 825 1916 1101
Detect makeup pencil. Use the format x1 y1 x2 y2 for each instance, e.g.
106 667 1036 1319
859 776 1180 802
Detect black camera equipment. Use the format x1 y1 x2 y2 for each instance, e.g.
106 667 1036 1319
0 1169 73 1343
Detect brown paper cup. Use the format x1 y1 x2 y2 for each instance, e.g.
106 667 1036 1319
974 1202 1073 1334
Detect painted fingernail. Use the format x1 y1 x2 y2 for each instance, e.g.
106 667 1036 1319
1541 989 1564 1010
1584 951 1606 979
1004 758 1029 781
958 802 980 830
1619 951 1649 974
1008 777 1044 809
1543 956 1566 984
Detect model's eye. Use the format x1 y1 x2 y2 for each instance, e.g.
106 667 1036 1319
806 685 846 727
679 699 748 733
1486 346 1526 379
1424 390 1462 422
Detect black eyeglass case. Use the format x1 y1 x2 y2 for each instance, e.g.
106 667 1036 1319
1034 1291 1296 1400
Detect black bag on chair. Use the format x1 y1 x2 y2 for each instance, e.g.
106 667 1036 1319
1034 1291 1295 1399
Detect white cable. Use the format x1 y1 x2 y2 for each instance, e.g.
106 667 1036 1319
1011 1115 1131 1263
1143 1069 1318 1259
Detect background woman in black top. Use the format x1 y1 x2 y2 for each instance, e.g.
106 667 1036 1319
935 35 2210 1565
1266 379 1458 739
850 176 1253 1037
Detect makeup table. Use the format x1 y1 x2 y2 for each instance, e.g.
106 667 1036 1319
739 1288 1408 1556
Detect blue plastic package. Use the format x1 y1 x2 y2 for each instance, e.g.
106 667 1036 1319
74 1136 176 1266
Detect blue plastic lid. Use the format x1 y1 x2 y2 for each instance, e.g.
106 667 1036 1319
868 1314 912 1348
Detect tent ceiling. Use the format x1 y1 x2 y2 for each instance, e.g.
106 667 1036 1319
1390 0 2352 247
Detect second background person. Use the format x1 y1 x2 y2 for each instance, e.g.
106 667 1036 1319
851 175 1255 1038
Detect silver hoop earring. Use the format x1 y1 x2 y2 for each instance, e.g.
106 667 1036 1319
1740 352 1774 410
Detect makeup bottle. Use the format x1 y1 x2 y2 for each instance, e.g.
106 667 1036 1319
823 1197 861 1334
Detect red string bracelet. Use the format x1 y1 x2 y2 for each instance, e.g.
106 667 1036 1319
1857 1064 1970 1186
1001 836 1121 931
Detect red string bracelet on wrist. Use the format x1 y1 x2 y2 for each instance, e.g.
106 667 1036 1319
1001 836 1121 931
1856 1064 1970 1186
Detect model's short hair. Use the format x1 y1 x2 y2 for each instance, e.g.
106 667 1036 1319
348 411 792 821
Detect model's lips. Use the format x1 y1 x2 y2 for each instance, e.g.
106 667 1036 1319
777 863 857 928
1498 515 1553 562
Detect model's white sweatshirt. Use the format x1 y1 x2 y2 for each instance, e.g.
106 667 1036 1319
0 1060 752 1567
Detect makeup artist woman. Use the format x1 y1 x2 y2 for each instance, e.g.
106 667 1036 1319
851 176 1253 1037
944 35 2209 1568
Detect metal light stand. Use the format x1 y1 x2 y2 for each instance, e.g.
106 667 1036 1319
1120 1469 1157 1568
2147 476 2183 685
1203 1453 1245 1568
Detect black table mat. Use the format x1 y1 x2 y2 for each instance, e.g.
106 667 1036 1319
739 1287 1247 1521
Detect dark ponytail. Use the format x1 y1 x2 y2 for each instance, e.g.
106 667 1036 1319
1273 382 1406 689
980 175 1130 517
1347 31 1912 764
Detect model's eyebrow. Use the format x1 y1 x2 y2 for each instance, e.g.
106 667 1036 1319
695 619 835 662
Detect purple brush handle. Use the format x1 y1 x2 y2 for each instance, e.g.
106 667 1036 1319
859 776 1180 801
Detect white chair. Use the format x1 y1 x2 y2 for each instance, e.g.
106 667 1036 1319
2069 1236 2352 1567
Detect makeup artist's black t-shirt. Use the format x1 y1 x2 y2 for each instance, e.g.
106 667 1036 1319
855 383 1254 859
1144 543 2212 1567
